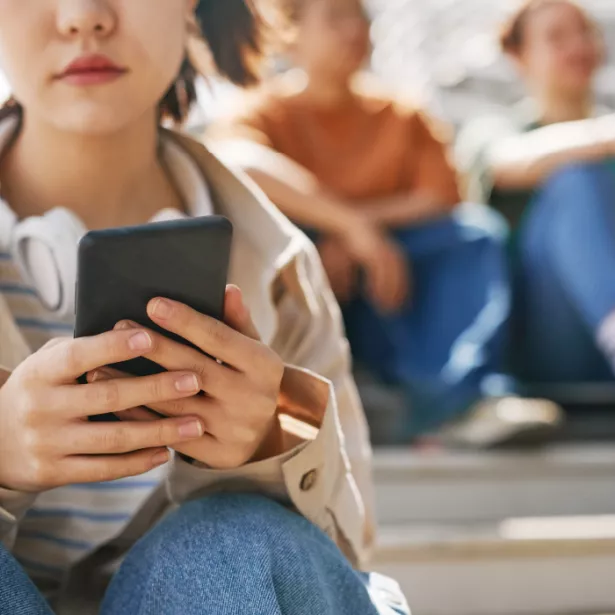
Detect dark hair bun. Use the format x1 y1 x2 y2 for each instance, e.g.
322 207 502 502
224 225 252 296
197 0 265 87
500 0 596 55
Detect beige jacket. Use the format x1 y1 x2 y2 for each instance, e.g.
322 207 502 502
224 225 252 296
0 131 375 589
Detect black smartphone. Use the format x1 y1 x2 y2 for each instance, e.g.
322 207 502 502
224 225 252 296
75 215 233 421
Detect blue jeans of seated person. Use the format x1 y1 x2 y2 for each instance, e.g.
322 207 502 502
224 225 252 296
0 494 410 615
513 161 615 384
306 203 513 440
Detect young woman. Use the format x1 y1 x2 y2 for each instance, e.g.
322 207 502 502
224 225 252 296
213 0 560 445
0 1 410 613
458 0 615 387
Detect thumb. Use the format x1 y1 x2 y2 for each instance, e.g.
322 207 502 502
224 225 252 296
223 285 261 341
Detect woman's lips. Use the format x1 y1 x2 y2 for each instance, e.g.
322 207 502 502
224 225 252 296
56 54 127 86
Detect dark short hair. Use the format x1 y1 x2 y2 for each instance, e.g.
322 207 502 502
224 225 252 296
3 0 279 125
500 0 599 55
163 0 272 122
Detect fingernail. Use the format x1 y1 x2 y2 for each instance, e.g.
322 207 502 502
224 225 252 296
229 285 247 316
128 331 152 351
116 320 138 330
151 298 173 319
152 450 169 467
178 418 204 439
89 369 111 383
175 374 199 393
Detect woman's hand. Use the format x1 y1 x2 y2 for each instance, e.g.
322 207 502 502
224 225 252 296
317 236 359 304
0 330 207 493
94 286 286 470
340 216 411 313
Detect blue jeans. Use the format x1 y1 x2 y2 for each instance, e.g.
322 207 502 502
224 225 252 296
0 494 409 615
310 203 512 438
514 161 615 384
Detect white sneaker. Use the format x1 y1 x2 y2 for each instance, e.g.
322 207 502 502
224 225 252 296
439 397 564 449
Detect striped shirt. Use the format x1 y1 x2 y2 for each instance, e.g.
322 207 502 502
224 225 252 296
0 134 214 590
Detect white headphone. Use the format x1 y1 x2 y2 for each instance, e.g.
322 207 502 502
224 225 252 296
0 203 86 317
0 204 195 318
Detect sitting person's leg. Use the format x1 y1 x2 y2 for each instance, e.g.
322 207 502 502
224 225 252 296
345 203 513 437
0 544 53 615
101 493 409 615
515 161 615 383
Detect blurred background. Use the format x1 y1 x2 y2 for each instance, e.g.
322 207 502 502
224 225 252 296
368 0 615 123
5 2 615 614
198 2 615 614
170 0 615 128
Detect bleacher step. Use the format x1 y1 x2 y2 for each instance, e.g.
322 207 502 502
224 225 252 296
374 444 615 525
374 516 615 615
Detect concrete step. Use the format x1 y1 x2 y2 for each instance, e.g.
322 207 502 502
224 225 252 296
373 445 615 525
374 516 615 615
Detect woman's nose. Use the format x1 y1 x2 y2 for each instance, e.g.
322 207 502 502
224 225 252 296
56 0 116 39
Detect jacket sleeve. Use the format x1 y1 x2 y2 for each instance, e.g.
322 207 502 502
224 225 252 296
167 241 375 568
0 302 36 550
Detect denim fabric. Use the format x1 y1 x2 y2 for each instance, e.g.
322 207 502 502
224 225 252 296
307 203 512 439
514 161 615 383
0 542 53 615
0 494 409 615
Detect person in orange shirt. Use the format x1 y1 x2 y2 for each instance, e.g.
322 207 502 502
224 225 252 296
213 0 561 445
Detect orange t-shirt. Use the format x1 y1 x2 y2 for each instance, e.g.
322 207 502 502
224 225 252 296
222 83 461 206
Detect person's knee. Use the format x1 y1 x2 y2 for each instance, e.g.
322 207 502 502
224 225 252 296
123 493 340 584
152 494 317 564
452 202 509 244
104 494 354 614
542 160 614 202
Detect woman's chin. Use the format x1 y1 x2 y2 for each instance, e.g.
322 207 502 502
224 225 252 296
45 102 147 136
558 71 596 95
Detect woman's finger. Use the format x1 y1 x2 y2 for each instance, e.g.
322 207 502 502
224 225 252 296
61 448 171 485
89 367 223 427
112 322 241 399
86 369 158 422
61 369 201 418
117 406 159 422
223 285 261 341
88 369 256 446
145 297 265 372
65 414 205 455
30 328 157 384
389 251 409 310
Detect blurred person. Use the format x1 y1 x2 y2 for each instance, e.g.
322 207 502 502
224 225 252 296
212 0 561 446
457 0 615 387
0 1 414 614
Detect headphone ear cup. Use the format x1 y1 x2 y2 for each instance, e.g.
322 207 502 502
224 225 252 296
12 208 86 317
0 199 17 255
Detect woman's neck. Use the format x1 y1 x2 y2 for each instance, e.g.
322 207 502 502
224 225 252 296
0 110 183 229
535 90 595 125
300 71 355 109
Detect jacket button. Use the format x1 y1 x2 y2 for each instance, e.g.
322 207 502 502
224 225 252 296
300 469 318 492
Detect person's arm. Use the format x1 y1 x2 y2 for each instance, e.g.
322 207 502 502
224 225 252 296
167 240 375 567
488 115 615 190
213 139 362 235
210 95 363 236
359 190 453 227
